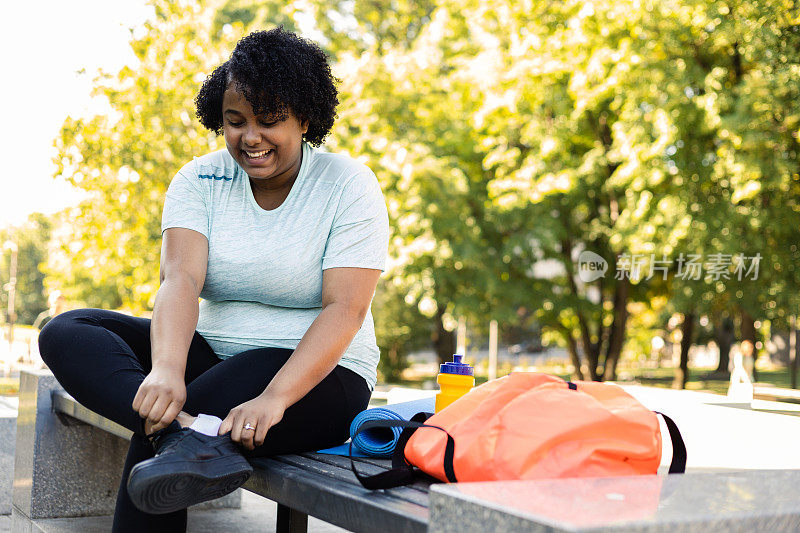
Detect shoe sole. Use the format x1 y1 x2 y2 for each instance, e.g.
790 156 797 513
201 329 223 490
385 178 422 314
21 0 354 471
127 454 253 514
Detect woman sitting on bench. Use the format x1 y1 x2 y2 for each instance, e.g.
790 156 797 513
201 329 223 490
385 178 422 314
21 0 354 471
39 27 389 533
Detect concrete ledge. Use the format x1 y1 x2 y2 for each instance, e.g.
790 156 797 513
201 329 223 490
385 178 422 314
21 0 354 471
11 491 345 533
430 471 800 532
0 397 17 516
14 370 135 519
12 369 239 523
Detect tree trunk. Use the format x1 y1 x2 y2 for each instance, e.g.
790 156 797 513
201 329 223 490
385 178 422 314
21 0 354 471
673 312 694 389
740 308 757 382
790 315 797 389
382 341 407 383
714 315 735 377
602 278 630 381
432 304 456 366
560 238 600 379
562 326 585 380
582 322 601 380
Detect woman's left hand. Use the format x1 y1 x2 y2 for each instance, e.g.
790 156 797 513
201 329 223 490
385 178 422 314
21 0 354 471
219 392 288 451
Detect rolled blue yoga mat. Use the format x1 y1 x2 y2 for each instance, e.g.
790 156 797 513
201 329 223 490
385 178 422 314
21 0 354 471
317 397 435 458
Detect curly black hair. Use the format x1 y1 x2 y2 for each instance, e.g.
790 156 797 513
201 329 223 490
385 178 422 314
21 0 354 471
195 27 339 147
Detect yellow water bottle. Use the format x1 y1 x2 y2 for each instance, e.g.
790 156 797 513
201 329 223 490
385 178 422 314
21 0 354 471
435 353 475 412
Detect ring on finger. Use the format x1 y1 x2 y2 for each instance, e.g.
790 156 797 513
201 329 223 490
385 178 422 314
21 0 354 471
243 422 256 431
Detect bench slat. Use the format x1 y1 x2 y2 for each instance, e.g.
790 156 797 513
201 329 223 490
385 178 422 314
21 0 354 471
246 458 428 533
301 453 435 493
275 454 430 507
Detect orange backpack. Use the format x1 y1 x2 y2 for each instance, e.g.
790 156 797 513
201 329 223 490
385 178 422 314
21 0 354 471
352 373 685 489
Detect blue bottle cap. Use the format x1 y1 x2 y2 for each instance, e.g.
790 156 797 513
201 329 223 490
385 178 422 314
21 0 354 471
440 353 474 376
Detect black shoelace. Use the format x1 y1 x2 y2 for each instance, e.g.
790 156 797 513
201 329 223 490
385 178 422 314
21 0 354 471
147 426 191 455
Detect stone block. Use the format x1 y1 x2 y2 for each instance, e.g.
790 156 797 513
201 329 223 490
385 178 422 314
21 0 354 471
13 370 130 520
11 506 37 533
0 397 17 515
430 471 800 532
12 370 239 522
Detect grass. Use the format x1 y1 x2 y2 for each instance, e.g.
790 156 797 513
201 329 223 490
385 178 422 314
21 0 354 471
2 362 795 401
385 362 800 398
0 377 19 396
626 366 797 396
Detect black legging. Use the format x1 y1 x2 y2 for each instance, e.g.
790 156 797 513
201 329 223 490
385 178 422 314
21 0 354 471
38 308 371 532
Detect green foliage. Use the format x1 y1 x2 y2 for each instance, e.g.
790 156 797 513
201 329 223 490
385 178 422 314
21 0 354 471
46 0 800 382
308 0 437 55
47 0 298 312
320 0 800 378
0 213 52 325
372 280 430 382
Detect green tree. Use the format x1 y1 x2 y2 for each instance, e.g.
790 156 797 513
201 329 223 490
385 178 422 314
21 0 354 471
49 0 800 386
458 0 800 381
0 213 52 325
48 0 299 312
319 1 552 367
649 0 800 383
372 280 430 382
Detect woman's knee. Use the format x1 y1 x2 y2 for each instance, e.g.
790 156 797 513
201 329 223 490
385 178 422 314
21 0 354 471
38 308 102 366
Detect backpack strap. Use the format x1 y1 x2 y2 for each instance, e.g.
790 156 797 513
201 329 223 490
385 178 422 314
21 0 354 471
654 411 687 473
349 412 457 489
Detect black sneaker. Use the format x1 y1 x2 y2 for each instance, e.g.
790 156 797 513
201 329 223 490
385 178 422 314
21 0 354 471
127 423 253 514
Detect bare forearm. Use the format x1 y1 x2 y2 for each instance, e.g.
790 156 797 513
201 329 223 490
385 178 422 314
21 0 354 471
150 275 200 375
262 303 366 408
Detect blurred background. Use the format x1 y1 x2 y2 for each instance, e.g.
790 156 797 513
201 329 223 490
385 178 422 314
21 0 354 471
1 0 799 395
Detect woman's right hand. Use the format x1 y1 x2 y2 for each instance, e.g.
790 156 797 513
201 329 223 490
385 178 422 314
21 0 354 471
132 367 187 433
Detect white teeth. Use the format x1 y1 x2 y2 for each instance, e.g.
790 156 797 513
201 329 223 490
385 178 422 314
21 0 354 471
246 149 272 158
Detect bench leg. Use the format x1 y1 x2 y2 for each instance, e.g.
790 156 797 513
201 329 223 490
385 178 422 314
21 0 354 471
277 503 308 533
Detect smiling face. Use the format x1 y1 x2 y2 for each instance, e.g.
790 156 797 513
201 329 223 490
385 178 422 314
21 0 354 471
222 83 308 187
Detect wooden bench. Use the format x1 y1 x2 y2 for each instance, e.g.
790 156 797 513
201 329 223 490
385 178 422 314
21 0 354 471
13 369 432 532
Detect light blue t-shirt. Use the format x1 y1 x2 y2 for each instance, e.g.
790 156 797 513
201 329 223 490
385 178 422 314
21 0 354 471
161 142 390 388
